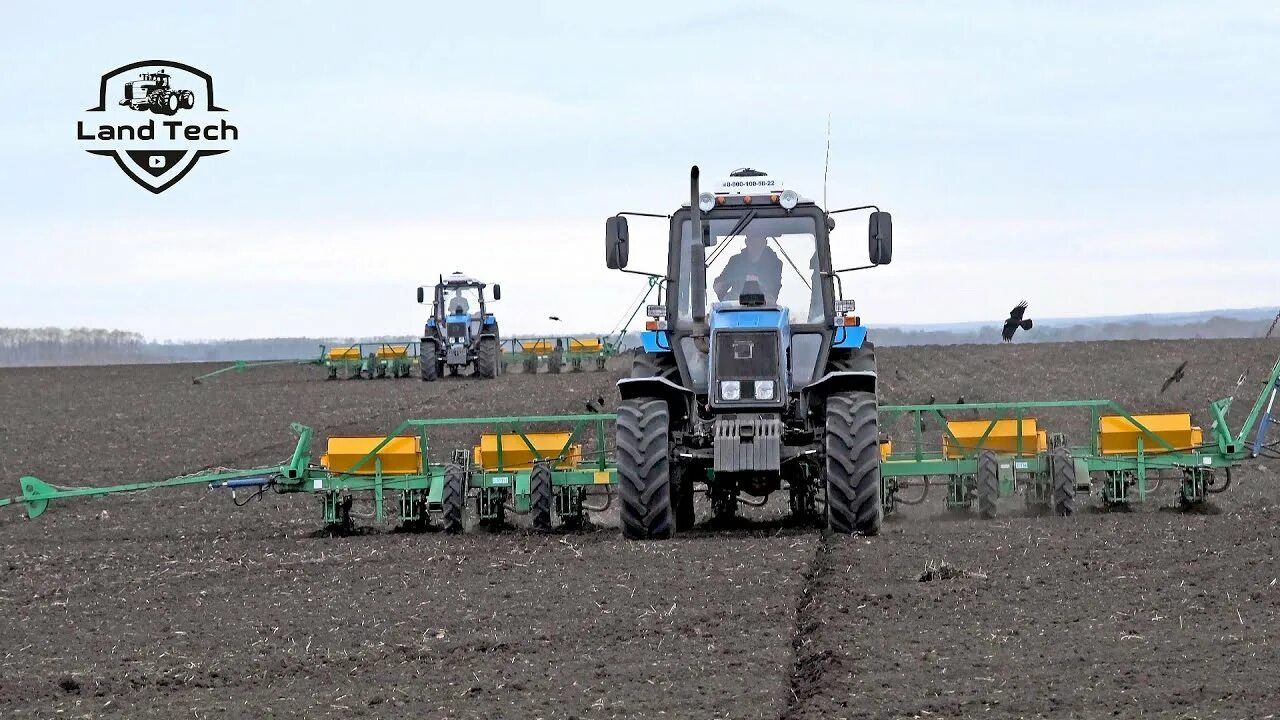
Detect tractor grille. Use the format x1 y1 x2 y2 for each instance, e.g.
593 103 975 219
446 322 467 340
715 332 778 381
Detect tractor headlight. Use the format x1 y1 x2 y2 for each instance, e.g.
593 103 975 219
779 189 799 210
835 299 856 315
698 192 716 212
720 380 741 401
754 380 775 400
646 304 666 319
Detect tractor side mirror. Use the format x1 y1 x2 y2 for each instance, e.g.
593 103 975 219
492 284 501 300
868 211 893 265
416 287 425 303
605 216 630 269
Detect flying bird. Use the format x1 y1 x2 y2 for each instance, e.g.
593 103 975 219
1160 361 1188 394
548 316 562 322
1001 302 1033 342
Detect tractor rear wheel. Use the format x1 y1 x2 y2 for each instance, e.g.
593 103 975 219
824 392 882 535
1049 447 1077 517
475 337 498 379
631 349 680 381
616 398 673 540
442 464 466 533
827 341 876 375
977 450 999 519
422 340 442 381
530 461 553 532
179 90 194 109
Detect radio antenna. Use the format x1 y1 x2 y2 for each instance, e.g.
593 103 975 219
822 114 831 212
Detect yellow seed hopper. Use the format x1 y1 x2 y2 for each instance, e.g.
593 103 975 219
327 346 361 361
473 432 583 471
943 418 1048 459
320 436 423 475
1097 413 1203 455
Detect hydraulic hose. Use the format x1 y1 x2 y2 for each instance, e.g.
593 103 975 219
893 477 931 506
1206 467 1232 494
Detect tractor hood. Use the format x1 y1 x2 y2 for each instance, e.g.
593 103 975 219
707 304 789 409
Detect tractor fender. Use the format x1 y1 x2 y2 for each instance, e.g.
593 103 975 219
617 376 695 423
802 369 877 406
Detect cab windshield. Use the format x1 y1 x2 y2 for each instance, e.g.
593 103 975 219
438 285 482 319
675 213 824 325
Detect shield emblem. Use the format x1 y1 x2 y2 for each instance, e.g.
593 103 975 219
80 60 233 194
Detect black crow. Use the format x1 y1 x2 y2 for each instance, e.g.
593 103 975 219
549 316 562 321
1002 302 1033 341
1160 361 1188 394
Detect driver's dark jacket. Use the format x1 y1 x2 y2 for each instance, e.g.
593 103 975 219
714 248 784 303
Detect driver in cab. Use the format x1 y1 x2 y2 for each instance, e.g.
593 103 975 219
447 290 470 316
712 229 784 304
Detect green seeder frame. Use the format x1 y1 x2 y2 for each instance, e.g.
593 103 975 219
500 337 618 374
2 414 616 531
322 341 420 380
879 352 1280 514
6 352 1277 525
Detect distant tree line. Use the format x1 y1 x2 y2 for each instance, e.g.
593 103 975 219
0 315 1274 367
0 327 149 366
869 315 1276 346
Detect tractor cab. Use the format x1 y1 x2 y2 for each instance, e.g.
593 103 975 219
416 272 502 380
603 166 893 540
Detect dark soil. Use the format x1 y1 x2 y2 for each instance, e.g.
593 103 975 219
2 338 1279 718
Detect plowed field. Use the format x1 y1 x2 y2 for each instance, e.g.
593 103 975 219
2 338 1278 718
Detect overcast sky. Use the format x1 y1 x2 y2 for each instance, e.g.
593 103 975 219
1 2 1277 340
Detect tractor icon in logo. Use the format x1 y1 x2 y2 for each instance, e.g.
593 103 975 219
118 69 195 116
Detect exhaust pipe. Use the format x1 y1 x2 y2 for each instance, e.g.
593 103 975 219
689 165 707 324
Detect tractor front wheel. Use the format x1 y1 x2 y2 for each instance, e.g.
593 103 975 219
616 398 673 540
420 342 439 381
672 461 696 532
824 392 882 535
475 337 498 379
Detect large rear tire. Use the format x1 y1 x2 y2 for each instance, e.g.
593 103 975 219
420 341 438 382
977 450 999 519
616 398 673 540
825 392 882 535
826 341 876 375
442 464 466 533
1049 447 1076 517
530 461 553 532
475 337 498 379
631 349 680 381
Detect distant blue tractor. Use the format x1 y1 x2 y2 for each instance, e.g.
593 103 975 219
417 272 502 380
604 166 893 539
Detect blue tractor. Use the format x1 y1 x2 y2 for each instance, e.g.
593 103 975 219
604 166 893 539
417 272 502 380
